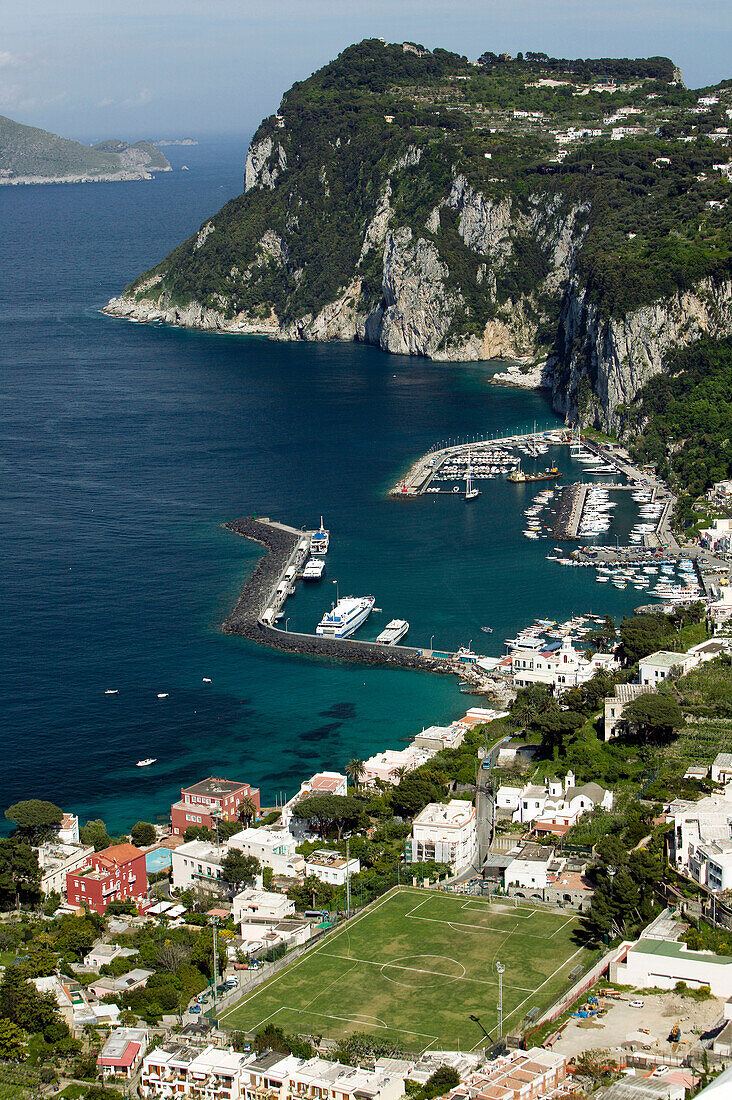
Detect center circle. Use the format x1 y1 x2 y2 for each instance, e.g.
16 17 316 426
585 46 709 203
380 954 466 988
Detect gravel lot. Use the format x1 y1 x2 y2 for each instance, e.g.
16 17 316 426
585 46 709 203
553 991 724 1060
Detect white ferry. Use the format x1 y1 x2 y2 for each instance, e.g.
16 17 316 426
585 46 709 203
376 619 409 645
316 596 375 638
302 558 325 581
310 517 330 556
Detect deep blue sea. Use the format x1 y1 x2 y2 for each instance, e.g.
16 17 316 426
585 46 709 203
1 138 651 832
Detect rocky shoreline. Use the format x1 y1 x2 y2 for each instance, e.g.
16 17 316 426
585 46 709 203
222 517 455 675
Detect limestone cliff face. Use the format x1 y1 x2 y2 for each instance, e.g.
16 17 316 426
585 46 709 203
551 277 732 430
106 126 732 426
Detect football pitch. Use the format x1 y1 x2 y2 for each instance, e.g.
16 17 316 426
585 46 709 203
220 887 592 1051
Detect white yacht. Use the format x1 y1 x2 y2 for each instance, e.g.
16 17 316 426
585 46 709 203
310 518 330 556
136 758 157 767
316 596 375 638
302 558 325 581
376 619 409 645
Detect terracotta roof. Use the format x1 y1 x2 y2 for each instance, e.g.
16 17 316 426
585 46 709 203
98 843 145 866
309 776 344 791
99 1041 141 1068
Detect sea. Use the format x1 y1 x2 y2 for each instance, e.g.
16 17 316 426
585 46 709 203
1 138 653 832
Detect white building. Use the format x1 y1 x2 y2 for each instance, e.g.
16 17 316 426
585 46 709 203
362 744 436 786
304 850 360 886
233 888 295 924
443 1048 566 1100
496 772 613 828
713 753 732 784
281 772 348 830
410 800 477 873
511 637 618 692
228 825 305 877
688 839 732 893
286 1056 405 1100
58 812 80 845
141 1044 254 1099
36 841 94 897
604 683 657 740
171 840 226 893
413 723 465 751
669 790 732 880
612 937 732 997
98 1027 148 1080
504 843 565 891
638 650 697 685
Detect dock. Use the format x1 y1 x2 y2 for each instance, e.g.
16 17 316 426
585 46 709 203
222 517 465 676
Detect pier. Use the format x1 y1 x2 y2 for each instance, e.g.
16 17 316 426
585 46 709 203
391 427 573 496
222 517 460 675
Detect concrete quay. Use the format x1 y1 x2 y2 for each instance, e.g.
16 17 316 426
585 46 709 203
222 517 457 675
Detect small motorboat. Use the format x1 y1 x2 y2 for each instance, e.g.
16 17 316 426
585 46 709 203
136 758 157 768
480 626 493 633
202 677 212 683
157 693 169 699
104 689 118 695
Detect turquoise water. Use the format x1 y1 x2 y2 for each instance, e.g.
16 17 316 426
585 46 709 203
1 139 652 832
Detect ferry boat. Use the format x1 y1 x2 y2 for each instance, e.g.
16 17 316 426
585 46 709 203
136 758 157 768
508 461 562 484
310 518 330 556
376 619 409 645
316 596 375 638
302 558 325 581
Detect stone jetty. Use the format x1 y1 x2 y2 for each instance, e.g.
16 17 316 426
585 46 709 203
222 517 454 675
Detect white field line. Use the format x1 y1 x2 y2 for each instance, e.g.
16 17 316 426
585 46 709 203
501 945 586 1028
549 914 578 939
320 951 536 992
408 911 573 941
460 900 538 920
218 887 401 1026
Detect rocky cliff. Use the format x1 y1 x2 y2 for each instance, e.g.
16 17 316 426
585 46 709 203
105 40 732 428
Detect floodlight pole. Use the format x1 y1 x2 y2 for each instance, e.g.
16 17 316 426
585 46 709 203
345 836 351 919
496 961 505 1041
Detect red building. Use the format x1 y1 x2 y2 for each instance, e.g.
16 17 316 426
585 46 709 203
66 843 148 914
170 776 261 836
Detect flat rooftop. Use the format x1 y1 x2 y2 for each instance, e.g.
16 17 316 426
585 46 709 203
413 800 475 827
183 777 251 797
641 650 688 667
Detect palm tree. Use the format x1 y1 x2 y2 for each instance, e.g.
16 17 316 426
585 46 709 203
345 758 366 789
238 795 258 827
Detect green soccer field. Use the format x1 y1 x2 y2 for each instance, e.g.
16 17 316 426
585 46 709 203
220 887 593 1051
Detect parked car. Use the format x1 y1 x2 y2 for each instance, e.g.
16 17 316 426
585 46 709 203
629 1000 645 1008
190 1005 202 1014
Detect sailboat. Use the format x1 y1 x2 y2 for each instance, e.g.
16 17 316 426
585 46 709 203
465 450 480 500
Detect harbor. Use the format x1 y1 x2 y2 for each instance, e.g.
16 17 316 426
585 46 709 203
222 516 468 676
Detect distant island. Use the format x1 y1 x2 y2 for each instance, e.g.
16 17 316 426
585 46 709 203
152 138 199 147
0 114 171 185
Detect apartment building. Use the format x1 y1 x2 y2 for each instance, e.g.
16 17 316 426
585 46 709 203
171 776 261 836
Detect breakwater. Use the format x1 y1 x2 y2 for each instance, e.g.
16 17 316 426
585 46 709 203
222 517 454 675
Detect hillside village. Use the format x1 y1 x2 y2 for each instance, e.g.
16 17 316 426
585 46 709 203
1 555 731 1100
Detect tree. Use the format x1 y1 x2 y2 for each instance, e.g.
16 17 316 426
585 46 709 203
623 693 683 743
292 795 367 839
130 822 156 847
0 965 60 1032
0 839 41 910
4 800 63 843
238 796 259 827
391 774 446 820
80 819 112 851
423 1066 461 1099
287 875 336 912
0 1018 26 1061
345 759 366 789
221 850 260 892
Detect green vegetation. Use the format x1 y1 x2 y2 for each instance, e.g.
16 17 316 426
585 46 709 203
128 39 732 345
221 888 592 1048
0 115 170 179
628 337 732 499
